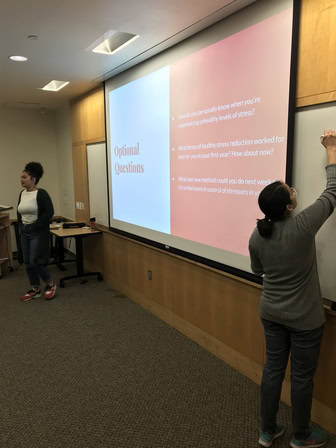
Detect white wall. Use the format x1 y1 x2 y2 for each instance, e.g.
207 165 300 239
55 103 75 221
0 105 75 253
0 107 60 219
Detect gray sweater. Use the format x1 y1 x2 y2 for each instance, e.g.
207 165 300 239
249 164 336 330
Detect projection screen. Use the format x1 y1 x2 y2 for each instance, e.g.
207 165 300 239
105 0 299 280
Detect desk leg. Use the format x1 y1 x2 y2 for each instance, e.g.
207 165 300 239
13 222 23 264
76 236 84 276
59 235 102 287
55 237 67 271
48 236 72 271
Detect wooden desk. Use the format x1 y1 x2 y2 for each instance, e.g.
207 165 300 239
0 212 14 278
50 227 103 287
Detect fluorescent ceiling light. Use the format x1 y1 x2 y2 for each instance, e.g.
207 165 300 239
41 80 69 92
9 55 28 62
87 30 139 55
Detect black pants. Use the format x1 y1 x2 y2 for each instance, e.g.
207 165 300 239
260 318 324 440
20 227 51 287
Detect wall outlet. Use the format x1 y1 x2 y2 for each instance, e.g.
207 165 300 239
76 202 80 209
148 270 152 280
81 202 85 210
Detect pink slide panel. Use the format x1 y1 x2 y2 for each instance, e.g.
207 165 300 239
170 9 292 255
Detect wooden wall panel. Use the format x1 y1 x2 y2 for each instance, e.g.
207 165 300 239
70 100 83 144
144 247 175 311
83 231 105 273
99 232 175 313
72 144 90 223
0 213 13 276
314 314 336 410
104 233 146 294
71 86 105 223
173 259 264 366
297 0 336 106
87 229 264 367
71 87 105 144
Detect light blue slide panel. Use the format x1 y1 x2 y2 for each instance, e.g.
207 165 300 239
109 66 170 234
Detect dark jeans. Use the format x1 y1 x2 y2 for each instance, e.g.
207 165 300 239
20 226 51 288
261 318 324 440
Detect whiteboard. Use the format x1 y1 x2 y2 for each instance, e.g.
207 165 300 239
293 103 336 302
87 142 109 227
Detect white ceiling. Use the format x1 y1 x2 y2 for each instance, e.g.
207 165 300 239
1 0 257 111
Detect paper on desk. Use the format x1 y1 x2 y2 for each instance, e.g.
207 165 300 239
0 204 13 210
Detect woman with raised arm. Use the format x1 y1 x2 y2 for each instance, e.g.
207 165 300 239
18 161 56 301
249 130 336 448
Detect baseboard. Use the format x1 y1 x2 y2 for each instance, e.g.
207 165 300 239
105 277 175 328
173 313 263 385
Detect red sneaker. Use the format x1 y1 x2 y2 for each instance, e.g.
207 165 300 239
20 288 41 301
44 282 56 300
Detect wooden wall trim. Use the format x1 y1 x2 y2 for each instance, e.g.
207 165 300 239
70 85 104 105
72 137 106 147
71 87 105 144
72 144 90 222
91 225 336 318
173 314 263 385
71 86 105 222
94 224 262 290
106 276 176 328
296 0 336 108
296 93 336 109
85 222 335 319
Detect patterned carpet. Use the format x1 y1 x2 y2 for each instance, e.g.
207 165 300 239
0 262 335 448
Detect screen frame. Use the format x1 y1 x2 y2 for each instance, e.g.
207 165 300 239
103 0 301 285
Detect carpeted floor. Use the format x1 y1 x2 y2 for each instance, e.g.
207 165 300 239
0 262 335 448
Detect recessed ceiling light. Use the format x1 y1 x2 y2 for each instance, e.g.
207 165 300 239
9 55 28 62
41 80 69 92
87 30 139 55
